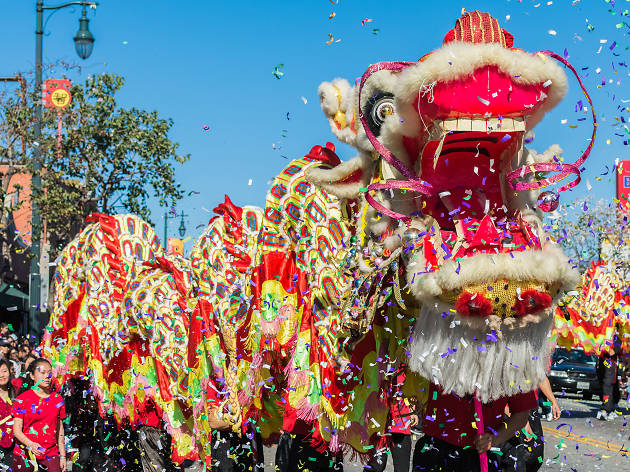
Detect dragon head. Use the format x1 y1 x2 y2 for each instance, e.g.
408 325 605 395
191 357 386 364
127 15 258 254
308 11 589 400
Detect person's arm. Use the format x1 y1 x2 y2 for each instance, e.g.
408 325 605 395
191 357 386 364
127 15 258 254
12 417 43 454
474 410 530 453
207 408 230 430
58 416 66 472
539 377 561 420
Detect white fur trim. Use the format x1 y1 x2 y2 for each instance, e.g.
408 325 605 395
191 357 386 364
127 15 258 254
408 303 553 402
305 154 374 199
406 243 579 301
318 79 358 146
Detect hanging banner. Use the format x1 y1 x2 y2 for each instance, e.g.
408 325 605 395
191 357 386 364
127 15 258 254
43 79 72 109
618 160 630 212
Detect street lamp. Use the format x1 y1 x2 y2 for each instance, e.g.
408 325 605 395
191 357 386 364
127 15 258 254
29 0 98 337
163 211 188 249
178 213 187 238
73 4 95 59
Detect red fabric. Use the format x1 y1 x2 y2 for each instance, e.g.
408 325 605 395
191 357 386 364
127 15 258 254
0 396 13 448
11 390 66 458
281 406 313 436
388 371 412 434
422 383 536 448
416 67 545 121
513 290 553 316
11 378 23 394
455 292 494 317
134 398 161 429
443 11 514 48
14 454 61 472
305 142 341 167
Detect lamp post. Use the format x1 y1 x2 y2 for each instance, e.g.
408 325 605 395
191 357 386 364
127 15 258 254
163 211 187 249
29 0 97 337
178 212 188 238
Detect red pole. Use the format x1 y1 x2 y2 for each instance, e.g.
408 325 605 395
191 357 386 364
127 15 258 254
474 395 488 472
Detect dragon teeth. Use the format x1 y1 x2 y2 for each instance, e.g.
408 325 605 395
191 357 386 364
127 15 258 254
439 117 526 133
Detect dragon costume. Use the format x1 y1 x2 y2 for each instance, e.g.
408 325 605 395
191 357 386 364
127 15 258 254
41 11 593 466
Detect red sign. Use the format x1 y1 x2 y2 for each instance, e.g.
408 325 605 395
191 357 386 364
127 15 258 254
618 160 630 212
42 79 72 109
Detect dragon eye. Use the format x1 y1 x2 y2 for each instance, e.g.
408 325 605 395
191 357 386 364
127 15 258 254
364 91 395 136
372 99 395 125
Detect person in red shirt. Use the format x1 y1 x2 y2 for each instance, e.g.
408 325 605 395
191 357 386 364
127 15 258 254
365 368 419 472
412 383 536 472
11 358 66 472
0 359 17 472
134 397 175 472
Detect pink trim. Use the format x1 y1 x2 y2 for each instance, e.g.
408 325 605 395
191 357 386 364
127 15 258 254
507 51 595 193
294 398 321 422
474 394 488 472
357 61 436 222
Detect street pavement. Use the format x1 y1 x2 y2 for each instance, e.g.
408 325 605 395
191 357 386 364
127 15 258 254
539 393 630 471
258 393 630 471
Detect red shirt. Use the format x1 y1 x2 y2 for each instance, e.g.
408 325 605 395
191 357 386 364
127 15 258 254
422 383 537 448
11 389 66 458
135 398 161 429
389 371 412 434
0 396 13 448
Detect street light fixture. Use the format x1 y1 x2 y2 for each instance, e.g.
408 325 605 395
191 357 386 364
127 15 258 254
29 0 98 337
178 213 187 238
73 4 95 59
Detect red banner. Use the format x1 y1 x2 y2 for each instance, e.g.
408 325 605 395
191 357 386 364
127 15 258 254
618 160 630 212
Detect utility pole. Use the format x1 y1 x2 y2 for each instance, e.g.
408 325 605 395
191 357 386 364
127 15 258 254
29 0 97 337
164 211 169 250
29 0 44 335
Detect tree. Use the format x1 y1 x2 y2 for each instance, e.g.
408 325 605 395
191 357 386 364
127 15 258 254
40 73 189 254
0 74 33 284
548 196 628 274
0 70 189 274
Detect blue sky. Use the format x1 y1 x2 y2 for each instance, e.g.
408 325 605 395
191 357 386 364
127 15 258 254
2 0 629 249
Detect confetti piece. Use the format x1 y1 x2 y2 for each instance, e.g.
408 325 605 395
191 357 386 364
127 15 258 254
272 64 284 79
477 96 490 106
548 30 557 36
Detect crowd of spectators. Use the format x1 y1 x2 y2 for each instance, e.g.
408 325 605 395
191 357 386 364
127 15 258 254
0 323 38 383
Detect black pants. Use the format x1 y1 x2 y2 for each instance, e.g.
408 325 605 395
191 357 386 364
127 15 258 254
601 382 620 413
0 446 12 472
364 433 412 472
499 410 544 472
211 429 263 472
537 390 550 417
136 425 174 472
274 432 343 472
412 436 503 472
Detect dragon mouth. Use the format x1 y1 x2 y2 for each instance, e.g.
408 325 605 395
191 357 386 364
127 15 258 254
407 120 539 254
402 123 554 322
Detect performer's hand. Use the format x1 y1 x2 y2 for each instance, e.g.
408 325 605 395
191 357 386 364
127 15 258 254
409 414 419 427
523 421 534 442
29 442 44 456
60 456 66 472
551 401 562 420
474 433 494 453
